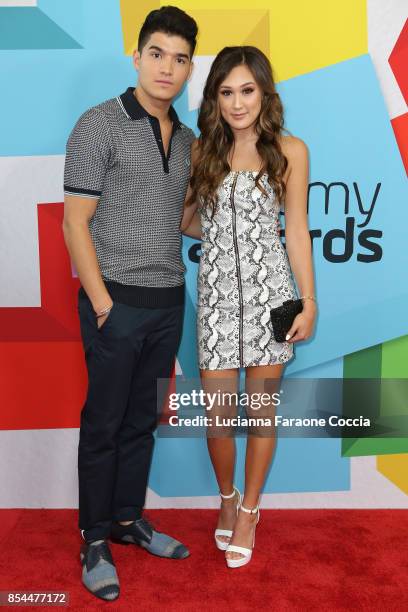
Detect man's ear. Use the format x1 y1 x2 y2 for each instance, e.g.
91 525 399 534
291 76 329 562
133 49 141 71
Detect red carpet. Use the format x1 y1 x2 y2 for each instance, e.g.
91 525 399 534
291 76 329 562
0 509 407 611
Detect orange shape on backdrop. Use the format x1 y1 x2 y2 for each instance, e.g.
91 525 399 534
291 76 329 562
391 112 408 176
389 19 408 106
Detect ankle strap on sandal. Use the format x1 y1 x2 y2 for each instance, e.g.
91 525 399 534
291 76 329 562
219 485 238 499
240 503 259 515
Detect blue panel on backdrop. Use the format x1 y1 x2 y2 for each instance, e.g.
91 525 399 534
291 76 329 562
3 3 399 497
278 54 408 373
182 54 408 377
150 357 350 497
237 438 350 495
0 8 81 49
0 0 130 156
150 437 349 497
37 0 124 52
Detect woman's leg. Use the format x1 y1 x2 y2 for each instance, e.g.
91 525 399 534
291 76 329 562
225 363 284 560
200 367 240 544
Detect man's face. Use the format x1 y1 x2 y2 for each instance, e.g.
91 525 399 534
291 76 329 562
134 31 193 102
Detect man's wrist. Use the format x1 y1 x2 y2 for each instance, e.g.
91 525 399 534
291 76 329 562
95 304 113 318
92 298 114 316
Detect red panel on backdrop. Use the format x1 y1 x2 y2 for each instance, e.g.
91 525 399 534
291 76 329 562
0 204 85 429
0 203 176 430
389 18 408 106
0 204 81 341
391 112 408 175
0 342 87 429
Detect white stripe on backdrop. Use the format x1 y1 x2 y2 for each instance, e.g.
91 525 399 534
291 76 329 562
0 430 407 508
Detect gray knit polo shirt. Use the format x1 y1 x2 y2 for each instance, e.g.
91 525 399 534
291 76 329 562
64 87 195 307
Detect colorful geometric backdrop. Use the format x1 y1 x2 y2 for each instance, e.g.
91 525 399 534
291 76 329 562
0 0 407 509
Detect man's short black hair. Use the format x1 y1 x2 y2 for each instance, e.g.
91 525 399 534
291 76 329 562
138 6 198 57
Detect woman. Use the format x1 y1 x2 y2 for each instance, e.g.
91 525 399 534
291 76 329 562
180 46 317 568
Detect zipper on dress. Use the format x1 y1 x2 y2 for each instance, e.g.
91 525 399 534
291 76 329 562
230 173 244 367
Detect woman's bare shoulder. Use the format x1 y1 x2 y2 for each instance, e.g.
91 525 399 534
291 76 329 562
279 133 308 164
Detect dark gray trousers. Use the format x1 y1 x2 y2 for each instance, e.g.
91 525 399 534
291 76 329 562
77 293 184 542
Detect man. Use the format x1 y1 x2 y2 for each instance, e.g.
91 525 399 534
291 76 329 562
63 6 198 601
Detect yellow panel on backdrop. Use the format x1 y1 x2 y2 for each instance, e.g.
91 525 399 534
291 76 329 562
184 10 269 56
119 0 158 55
266 0 367 80
244 12 270 57
120 1 269 57
125 0 368 81
377 454 408 495
172 5 270 57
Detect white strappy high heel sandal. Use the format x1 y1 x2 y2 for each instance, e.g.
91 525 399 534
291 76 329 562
225 502 260 568
214 485 241 551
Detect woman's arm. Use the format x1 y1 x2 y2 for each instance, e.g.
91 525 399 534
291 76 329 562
282 136 317 343
181 207 201 239
180 139 202 240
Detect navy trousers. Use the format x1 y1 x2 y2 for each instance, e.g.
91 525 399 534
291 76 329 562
77 292 184 542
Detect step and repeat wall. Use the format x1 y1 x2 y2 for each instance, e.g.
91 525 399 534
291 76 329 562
0 0 407 508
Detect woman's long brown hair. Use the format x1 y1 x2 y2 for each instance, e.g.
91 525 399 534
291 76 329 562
188 46 289 214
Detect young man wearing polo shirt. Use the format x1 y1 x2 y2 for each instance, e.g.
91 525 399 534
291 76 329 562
63 7 198 601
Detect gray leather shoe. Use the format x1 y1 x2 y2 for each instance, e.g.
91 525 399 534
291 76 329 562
80 539 120 601
110 518 190 559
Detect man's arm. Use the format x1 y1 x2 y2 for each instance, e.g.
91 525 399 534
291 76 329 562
63 195 113 325
63 107 113 325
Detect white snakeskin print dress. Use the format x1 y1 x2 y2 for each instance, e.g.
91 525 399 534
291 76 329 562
197 170 297 370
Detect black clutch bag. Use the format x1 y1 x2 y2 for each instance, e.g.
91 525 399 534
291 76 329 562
270 298 303 342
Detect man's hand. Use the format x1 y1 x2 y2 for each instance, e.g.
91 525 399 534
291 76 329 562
97 312 110 329
95 300 114 329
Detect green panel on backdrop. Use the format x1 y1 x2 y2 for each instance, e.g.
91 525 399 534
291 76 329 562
342 437 408 457
379 336 408 452
342 340 408 456
342 344 381 457
382 335 408 378
343 343 382 379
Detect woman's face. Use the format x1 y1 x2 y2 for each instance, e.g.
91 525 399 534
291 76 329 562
217 64 262 132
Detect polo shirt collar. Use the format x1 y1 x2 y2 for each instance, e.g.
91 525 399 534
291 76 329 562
119 87 181 128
